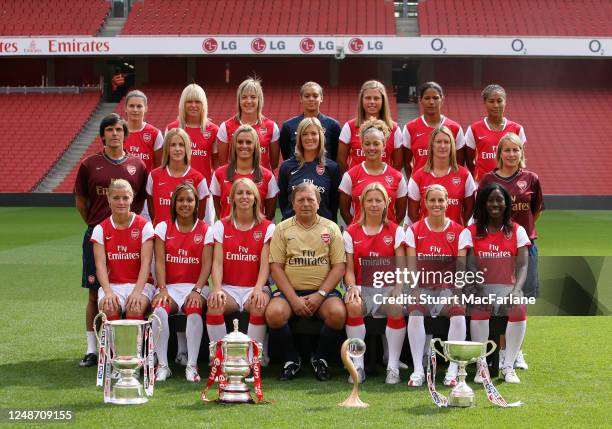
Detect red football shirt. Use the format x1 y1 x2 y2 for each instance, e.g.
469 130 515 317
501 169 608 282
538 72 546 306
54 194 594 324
339 118 402 169
212 219 274 287
338 162 407 224
403 115 465 174
209 165 279 218
343 222 404 286
125 122 163 172
217 117 280 170
154 219 213 285
464 118 526 181
460 223 530 285
165 120 219 184
91 214 154 284
146 166 209 225
407 166 475 225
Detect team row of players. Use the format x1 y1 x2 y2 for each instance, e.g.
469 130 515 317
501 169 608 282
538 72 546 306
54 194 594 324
116 79 526 185
93 175 531 386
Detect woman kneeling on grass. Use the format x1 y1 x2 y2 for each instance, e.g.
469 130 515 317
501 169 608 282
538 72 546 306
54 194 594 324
152 183 213 382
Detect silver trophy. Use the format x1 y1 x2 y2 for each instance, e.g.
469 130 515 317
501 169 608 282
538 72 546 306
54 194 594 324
431 339 496 407
94 313 161 405
209 319 262 403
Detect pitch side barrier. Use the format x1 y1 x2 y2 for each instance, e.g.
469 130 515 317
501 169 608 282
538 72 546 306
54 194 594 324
2 194 611 209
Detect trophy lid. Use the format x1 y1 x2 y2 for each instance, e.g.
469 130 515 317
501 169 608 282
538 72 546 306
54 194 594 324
222 319 251 344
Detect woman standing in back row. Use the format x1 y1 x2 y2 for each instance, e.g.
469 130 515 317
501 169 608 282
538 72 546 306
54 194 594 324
217 77 280 170
403 82 465 178
337 80 403 172
464 84 527 182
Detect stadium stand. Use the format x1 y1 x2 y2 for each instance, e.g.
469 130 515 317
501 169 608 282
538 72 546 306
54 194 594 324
418 0 612 36
121 0 396 35
443 86 612 195
54 83 398 192
0 92 101 192
0 0 110 36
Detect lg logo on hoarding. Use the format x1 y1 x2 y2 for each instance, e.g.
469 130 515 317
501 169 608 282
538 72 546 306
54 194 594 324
251 38 266 53
202 38 218 53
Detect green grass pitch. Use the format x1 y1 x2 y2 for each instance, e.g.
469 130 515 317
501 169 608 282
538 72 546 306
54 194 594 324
0 208 610 428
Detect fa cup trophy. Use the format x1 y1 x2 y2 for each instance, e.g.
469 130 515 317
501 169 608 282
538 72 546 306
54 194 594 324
201 319 264 403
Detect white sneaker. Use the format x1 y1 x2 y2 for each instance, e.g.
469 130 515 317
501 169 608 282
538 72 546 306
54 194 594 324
502 366 521 384
175 352 188 366
499 349 506 368
443 373 458 387
474 363 483 383
385 368 400 384
407 372 425 387
348 367 366 384
514 350 529 370
185 365 200 382
156 365 172 381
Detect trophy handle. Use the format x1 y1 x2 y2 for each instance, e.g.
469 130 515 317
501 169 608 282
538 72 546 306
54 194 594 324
431 338 448 361
482 340 497 358
147 313 162 346
93 312 107 346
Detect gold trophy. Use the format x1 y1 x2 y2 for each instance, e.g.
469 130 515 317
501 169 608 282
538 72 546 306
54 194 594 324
339 338 368 408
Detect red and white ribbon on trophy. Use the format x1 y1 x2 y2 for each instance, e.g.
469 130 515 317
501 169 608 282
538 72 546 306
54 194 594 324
426 345 523 408
251 341 264 402
95 322 112 403
201 340 224 401
200 339 264 403
426 345 449 407
143 323 155 397
478 357 523 407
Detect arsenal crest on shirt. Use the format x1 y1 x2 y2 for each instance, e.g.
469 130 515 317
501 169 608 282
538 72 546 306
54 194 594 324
259 127 268 136
316 165 325 176
383 235 393 245
517 180 527 191
452 176 461 186
131 228 140 240
321 232 330 244
253 231 262 241
385 175 394 185
127 165 137 175
203 131 211 139
143 132 151 142
194 234 203 244
446 231 456 243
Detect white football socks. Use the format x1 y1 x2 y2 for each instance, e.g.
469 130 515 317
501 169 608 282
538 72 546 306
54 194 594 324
153 307 169 366
504 321 526 368
86 331 97 354
186 314 203 367
408 316 426 375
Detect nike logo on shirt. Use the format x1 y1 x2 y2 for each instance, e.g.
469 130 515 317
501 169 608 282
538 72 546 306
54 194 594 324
290 170 300 175
224 235 232 238
416 132 425 137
